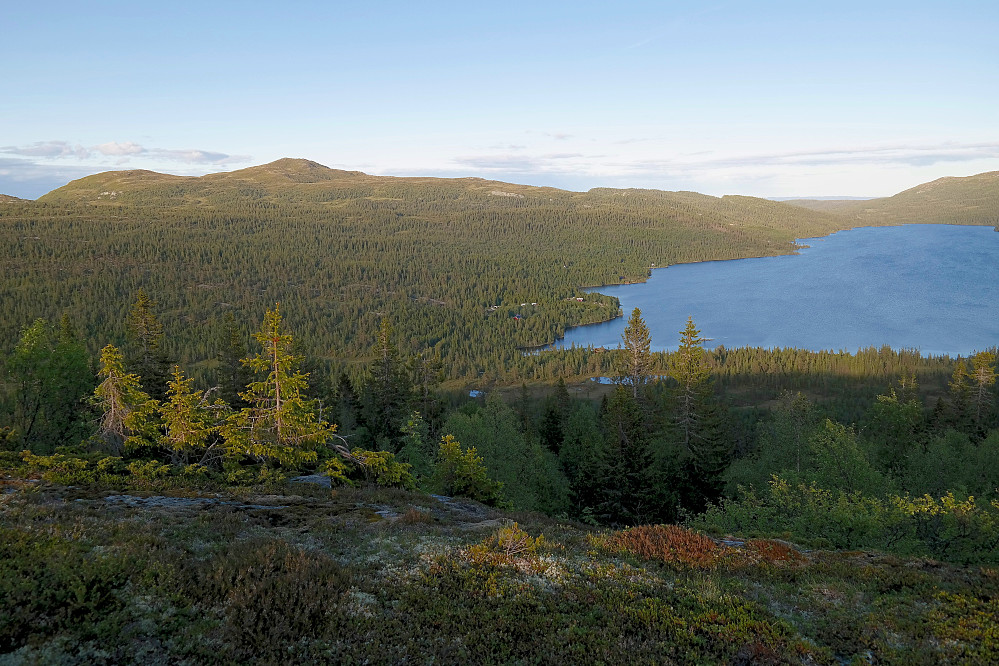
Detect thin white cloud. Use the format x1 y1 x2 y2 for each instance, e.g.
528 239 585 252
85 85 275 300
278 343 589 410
454 141 999 181
0 140 250 166
0 140 90 159
96 141 145 156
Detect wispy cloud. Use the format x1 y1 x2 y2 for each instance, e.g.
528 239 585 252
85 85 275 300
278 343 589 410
0 141 90 159
453 141 999 180
668 142 999 171
0 140 250 166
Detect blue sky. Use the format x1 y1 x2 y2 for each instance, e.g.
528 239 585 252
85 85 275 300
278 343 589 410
2 1 997 199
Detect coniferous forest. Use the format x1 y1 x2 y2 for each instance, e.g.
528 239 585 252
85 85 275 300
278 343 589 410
2 161 999 663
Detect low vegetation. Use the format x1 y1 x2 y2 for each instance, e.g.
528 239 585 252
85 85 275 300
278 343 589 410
2 478 997 663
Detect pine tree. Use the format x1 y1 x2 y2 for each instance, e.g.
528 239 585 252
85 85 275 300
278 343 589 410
620 308 652 398
221 305 329 466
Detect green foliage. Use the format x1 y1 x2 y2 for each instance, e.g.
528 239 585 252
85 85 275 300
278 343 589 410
92 344 160 454
360 318 413 451
669 316 730 476
348 448 417 490
806 419 889 496
591 385 660 525
431 433 507 507
695 476 999 564
125 289 172 401
2 317 93 453
864 387 924 474
444 394 568 513
727 391 818 492
158 365 227 464
395 412 434 481
619 307 652 397
221 305 328 466
904 429 999 499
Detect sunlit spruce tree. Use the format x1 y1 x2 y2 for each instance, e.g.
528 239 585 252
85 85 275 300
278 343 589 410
159 366 227 465
969 351 997 431
221 305 329 466
93 344 160 454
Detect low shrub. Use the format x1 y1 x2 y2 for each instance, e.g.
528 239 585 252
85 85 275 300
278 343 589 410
606 524 722 569
471 522 545 559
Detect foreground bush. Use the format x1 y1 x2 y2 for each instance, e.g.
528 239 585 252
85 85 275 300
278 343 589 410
694 475 999 564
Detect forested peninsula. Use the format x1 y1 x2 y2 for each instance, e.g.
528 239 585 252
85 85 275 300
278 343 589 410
2 161 998 663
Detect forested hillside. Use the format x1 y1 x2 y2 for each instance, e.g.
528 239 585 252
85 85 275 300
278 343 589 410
6 160 997 381
1 158 860 380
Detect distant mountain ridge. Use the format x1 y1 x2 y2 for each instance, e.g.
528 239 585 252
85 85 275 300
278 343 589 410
24 160 999 228
787 171 999 226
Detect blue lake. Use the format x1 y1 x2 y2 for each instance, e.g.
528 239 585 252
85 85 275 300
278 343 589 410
552 225 999 357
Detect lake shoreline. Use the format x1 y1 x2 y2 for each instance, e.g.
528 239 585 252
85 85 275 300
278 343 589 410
548 224 999 357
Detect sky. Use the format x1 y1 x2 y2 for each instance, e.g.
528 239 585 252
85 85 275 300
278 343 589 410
2 1 998 199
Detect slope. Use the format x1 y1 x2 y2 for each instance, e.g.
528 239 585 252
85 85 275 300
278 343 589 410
788 170 999 226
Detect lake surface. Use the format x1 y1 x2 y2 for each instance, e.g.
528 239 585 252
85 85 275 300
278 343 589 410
551 225 999 357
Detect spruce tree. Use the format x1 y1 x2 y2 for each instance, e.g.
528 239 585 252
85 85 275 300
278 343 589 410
669 317 730 480
93 344 160 454
159 366 227 465
594 385 657 525
969 351 997 431
620 308 652 398
125 289 172 401
361 319 411 451
216 311 250 409
221 305 329 466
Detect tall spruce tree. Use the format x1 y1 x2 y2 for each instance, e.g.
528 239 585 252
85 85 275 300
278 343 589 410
159 366 227 465
969 351 997 431
620 308 652 398
669 316 730 479
221 305 329 466
361 319 412 451
125 289 172 401
216 311 250 409
594 385 657 525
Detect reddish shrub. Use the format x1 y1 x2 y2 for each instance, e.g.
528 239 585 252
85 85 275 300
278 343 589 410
607 524 721 568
